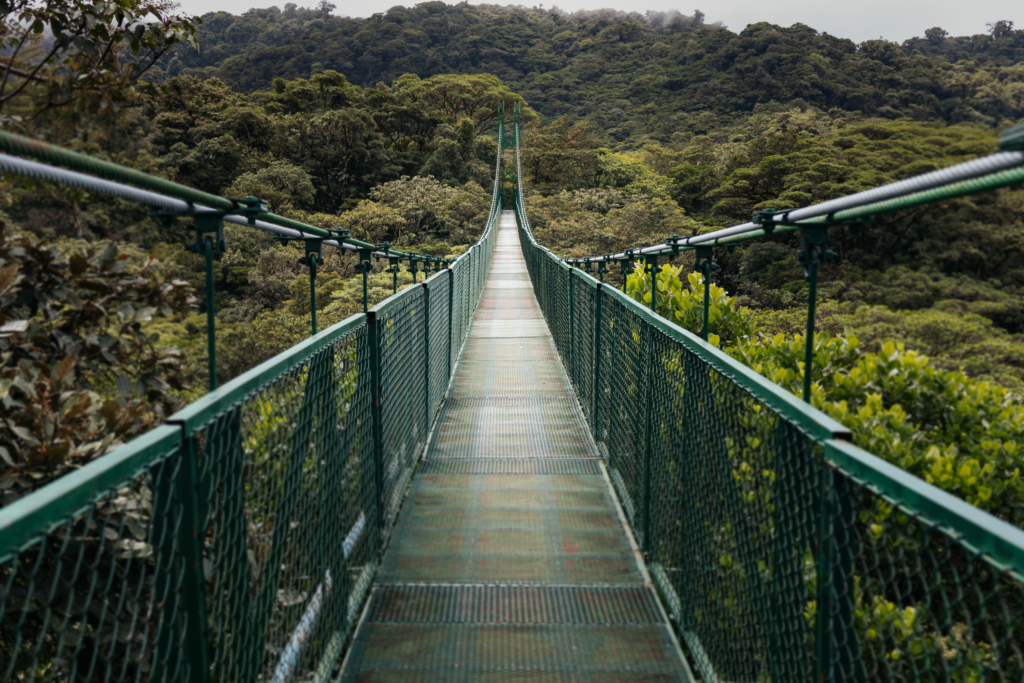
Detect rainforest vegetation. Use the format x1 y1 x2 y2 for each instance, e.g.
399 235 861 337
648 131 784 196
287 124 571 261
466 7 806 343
1 0 1024 523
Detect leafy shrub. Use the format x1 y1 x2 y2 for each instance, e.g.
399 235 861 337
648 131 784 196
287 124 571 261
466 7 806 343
626 263 756 346
0 220 194 502
636 263 1024 527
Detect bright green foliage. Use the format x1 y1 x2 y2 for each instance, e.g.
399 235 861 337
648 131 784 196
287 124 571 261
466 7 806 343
626 264 756 346
751 304 1024 390
732 332 1024 527
633 263 1024 527
596 150 673 199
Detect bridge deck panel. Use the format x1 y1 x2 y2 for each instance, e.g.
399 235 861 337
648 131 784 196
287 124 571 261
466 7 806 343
340 211 691 682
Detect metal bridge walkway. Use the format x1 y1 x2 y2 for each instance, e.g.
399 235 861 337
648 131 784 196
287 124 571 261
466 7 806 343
339 211 693 682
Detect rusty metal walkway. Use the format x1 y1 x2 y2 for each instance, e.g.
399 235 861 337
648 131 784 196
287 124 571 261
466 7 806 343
339 211 694 682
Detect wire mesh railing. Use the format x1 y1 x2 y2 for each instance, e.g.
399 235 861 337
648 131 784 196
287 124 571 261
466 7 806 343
0 122 502 683
513 113 1024 683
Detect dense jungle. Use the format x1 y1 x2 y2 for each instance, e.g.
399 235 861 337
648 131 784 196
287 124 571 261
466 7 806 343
2 0 1024 526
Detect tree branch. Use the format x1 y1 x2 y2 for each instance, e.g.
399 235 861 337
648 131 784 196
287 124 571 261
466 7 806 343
0 30 35 101
0 62 51 83
0 41 63 109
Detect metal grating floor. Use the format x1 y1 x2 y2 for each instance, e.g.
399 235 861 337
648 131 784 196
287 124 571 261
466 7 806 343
339 211 693 682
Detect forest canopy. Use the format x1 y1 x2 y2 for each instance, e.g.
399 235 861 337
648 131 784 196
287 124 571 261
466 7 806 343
162 4 1024 145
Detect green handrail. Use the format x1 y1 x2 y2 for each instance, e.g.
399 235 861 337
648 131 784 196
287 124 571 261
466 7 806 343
0 119 505 683
512 119 1024 683
0 130 423 257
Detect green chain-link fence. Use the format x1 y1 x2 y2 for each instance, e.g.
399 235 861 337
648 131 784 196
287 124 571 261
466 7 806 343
0 128 502 683
513 124 1024 683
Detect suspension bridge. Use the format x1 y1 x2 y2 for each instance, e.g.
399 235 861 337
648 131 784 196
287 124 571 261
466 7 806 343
2 113 1024 683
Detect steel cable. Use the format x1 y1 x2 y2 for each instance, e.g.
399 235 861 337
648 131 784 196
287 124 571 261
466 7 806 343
565 149 1024 263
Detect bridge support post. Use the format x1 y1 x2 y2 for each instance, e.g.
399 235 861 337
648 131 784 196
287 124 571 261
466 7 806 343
592 283 603 439
752 210 853 404
299 239 324 335
694 246 718 342
447 266 453 384
201 232 219 390
358 248 373 313
367 310 386 548
797 226 836 403
376 241 396 295
184 214 229 391
567 267 574 381
640 254 659 556
152 437 211 683
151 195 266 391
620 250 635 293
814 467 865 683
422 280 431 451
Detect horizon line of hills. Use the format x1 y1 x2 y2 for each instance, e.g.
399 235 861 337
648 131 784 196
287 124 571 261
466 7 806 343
152 4 1024 146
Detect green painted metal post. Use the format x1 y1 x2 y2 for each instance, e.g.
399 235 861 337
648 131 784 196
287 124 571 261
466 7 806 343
447 266 453 382
151 458 181 683
308 257 318 334
702 261 711 341
814 467 865 683
423 281 431 442
592 283 603 437
802 255 819 403
815 464 835 682
803 252 819 403
178 441 213 683
646 255 658 314
827 471 866 683
568 267 574 380
168 204 242 392
203 236 217 390
301 240 323 335
798 226 832 404
367 310 385 547
379 241 396 294
694 246 718 343
152 446 211 683
359 248 373 313
640 254 658 555
620 252 633 293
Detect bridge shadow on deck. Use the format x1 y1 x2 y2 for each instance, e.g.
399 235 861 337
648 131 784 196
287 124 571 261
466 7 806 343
339 211 694 682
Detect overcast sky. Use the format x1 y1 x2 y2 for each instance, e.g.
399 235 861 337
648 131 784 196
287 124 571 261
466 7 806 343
172 0 1021 45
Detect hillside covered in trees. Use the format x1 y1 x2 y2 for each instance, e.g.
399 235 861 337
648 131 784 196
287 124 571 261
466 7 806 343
164 4 1024 144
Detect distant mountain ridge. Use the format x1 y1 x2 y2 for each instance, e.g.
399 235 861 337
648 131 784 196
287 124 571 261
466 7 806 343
160 5 1024 144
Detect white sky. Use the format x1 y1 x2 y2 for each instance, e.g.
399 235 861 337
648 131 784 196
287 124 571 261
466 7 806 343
172 0 1021 45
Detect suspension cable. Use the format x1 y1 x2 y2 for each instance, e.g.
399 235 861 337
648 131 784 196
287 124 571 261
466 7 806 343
0 131 434 260
560 147 1024 264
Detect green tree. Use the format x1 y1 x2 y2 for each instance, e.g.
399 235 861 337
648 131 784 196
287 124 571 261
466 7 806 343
0 0 199 125
392 72 534 134
223 160 316 213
